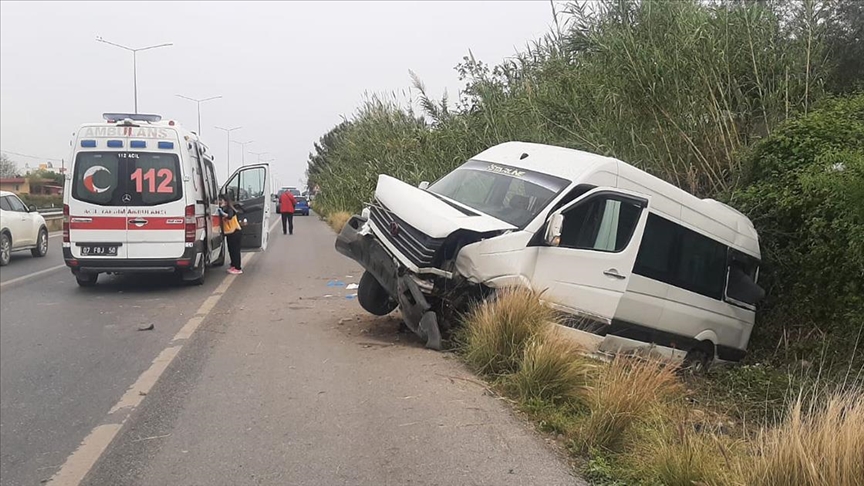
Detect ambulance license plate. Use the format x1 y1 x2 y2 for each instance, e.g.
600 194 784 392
81 245 118 256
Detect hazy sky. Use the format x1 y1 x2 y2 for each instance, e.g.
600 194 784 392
1 1 556 187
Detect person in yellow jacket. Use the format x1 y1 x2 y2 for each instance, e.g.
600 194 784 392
217 193 244 274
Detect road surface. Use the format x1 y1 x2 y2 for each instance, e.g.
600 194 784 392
1 214 580 486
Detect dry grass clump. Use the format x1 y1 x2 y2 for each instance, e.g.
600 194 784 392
325 211 352 233
577 356 684 452
506 328 596 405
459 287 553 377
741 390 864 486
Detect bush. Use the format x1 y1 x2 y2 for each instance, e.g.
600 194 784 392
458 287 553 377
730 94 864 367
18 194 62 209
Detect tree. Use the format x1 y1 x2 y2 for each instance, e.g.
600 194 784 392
0 153 20 178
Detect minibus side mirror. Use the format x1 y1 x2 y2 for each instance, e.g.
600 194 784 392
544 213 564 246
418 181 429 190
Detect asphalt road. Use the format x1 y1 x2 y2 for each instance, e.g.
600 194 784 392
0 232 65 285
1 213 579 486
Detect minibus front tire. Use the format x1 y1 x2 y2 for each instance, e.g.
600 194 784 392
358 270 397 316
75 272 98 287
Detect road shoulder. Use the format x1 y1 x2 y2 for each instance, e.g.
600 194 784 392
82 218 580 485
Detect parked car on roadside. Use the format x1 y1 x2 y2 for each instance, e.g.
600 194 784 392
0 190 49 266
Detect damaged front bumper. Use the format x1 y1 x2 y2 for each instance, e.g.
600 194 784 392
335 215 442 349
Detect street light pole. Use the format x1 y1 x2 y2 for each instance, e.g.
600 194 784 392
176 95 222 135
232 140 254 167
96 36 173 113
248 151 269 164
214 126 241 177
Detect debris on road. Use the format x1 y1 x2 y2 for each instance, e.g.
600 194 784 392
137 323 155 331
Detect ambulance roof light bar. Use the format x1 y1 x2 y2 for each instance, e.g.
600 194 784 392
102 113 162 124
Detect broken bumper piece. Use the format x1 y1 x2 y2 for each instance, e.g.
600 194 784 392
335 214 442 350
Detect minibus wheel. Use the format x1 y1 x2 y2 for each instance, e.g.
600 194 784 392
358 271 397 316
682 344 713 375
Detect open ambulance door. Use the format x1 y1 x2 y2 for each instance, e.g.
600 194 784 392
221 163 271 251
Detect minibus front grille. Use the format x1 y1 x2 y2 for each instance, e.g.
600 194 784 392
369 201 443 268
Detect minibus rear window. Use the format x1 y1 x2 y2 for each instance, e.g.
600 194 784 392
72 152 182 206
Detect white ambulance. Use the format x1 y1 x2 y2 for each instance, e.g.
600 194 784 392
62 113 271 286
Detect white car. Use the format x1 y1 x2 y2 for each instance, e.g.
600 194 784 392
0 190 49 266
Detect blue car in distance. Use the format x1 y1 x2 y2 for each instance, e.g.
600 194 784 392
294 196 310 216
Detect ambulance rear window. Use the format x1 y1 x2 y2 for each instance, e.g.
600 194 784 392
72 152 182 206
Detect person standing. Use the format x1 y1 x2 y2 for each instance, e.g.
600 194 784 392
218 194 243 274
279 190 297 235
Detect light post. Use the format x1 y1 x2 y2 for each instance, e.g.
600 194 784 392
96 36 173 113
248 151 269 164
232 140 254 167
214 126 241 177
176 94 222 135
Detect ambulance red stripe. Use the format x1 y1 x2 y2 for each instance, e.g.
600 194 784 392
69 216 185 230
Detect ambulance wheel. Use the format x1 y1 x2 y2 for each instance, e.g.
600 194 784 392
76 273 98 287
211 242 226 267
358 271 397 316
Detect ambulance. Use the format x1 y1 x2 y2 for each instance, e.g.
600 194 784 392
62 113 272 287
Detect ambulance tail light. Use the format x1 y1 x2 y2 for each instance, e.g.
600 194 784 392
63 204 70 243
185 205 197 242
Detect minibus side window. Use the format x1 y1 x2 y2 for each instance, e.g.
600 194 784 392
634 214 729 301
558 195 642 252
633 214 677 282
674 227 727 300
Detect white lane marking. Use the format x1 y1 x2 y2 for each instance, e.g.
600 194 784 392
49 232 63 239
0 264 66 290
48 220 280 486
47 424 122 486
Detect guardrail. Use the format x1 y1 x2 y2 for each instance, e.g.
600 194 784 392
35 208 63 232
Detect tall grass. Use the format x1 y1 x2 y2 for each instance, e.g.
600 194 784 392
742 390 864 486
577 356 684 452
505 328 595 405
458 288 552 377
457 290 864 485
324 211 351 233
309 1 834 216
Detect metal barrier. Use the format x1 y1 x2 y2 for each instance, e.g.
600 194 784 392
37 208 64 232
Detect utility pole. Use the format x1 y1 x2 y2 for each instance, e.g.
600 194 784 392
96 36 172 113
176 95 222 135
248 151 269 164
214 126 241 178
232 140 254 167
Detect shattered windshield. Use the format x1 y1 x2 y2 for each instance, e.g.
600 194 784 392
427 160 570 228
